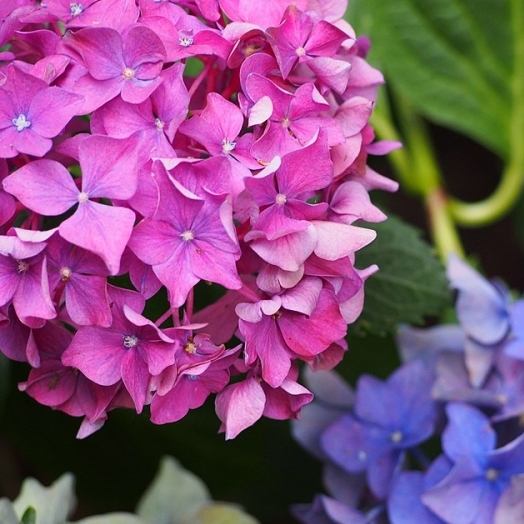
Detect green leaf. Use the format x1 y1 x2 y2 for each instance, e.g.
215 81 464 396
136 457 210 524
347 0 521 159
354 213 452 335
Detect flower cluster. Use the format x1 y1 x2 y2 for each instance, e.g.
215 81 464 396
0 0 397 438
292 255 524 524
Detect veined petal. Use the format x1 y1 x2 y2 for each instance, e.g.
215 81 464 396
62 327 126 386
79 135 138 200
312 221 377 260
215 377 266 440
59 201 135 275
3 159 78 215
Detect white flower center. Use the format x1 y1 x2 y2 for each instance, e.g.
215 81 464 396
485 468 499 481
60 267 72 282
78 191 89 203
184 341 197 354
180 230 195 242
122 67 135 80
70 2 83 16
295 46 306 57
154 117 165 131
280 116 291 128
179 36 194 47
275 193 287 205
12 114 31 132
123 335 138 348
390 430 403 443
178 29 194 47
16 260 29 273
221 138 236 154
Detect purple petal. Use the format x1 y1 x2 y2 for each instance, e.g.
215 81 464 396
442 403 495 462
495 476 524 524
388 472 446 524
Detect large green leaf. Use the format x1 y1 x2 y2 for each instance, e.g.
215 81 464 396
347 0 522 159
354 213 452 335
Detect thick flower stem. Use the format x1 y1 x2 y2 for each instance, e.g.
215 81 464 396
372 89 465 261
447 158 524 226
426 189 465 260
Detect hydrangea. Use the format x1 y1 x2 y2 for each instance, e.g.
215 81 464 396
0 0 397 438
292 256 524 524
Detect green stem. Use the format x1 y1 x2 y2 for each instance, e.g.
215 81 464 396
426 189 465 260
372 90 465 261
448 158 524 225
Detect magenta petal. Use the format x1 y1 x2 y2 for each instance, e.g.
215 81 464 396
0 306 30 362
65 274 112 327
62 327 125 386
59 201 135 275
12 128 53 158
29 87 84 137
249 226 318 271
3 159 78 215
240 317 292 387
0 190 15 225
123 305 174 344
262 378 313 419
23 360 77 407
129 218 180 266
215 377 266 439
13 258 56 326
0 255 21 306
65 27 124 80
280 289 347 357
121 76 162 104
153 255 200 308
79 135 138 200
121 349 150 413
0 127 24 158
280 277 322 316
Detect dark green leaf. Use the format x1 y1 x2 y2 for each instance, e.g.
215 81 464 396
347 0 520 158
353 213 452 335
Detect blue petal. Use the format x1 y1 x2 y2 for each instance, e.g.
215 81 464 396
447 254 509 345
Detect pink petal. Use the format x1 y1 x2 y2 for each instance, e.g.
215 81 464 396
312 221 377 259
215 377 266 439
59 201 135 275
3 159 78 215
